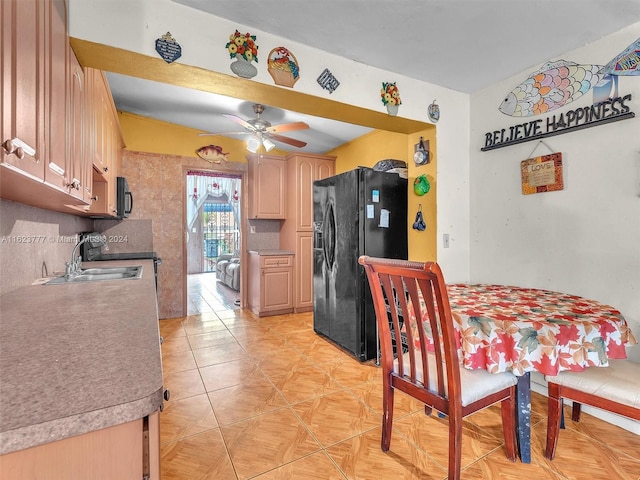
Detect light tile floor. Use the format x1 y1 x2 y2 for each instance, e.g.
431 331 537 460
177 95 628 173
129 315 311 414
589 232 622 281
160 277 640 479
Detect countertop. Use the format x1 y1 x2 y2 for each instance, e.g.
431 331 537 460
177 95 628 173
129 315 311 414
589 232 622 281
0 259 163 455
247 249 294 255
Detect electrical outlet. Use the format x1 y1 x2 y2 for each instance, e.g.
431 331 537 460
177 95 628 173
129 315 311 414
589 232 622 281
443 233 450 248
250 225 256 234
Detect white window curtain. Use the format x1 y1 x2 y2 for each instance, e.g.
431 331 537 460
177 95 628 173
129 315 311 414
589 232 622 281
186 171 241 231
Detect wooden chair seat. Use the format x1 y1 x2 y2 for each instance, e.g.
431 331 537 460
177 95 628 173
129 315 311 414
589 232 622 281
359 256 518 480
544 359 640 460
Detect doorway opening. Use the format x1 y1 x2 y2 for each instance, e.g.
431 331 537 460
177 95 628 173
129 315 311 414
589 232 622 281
186 170 242 313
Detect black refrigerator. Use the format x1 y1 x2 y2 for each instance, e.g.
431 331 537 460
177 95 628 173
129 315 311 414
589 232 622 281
312 167 408 361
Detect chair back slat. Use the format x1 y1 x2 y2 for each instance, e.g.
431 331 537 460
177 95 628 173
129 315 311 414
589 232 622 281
359 256 461 404
358 255 518 477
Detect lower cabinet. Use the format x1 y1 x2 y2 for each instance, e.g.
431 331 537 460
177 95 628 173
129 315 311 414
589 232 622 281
0 411 160 480
247 252 294 317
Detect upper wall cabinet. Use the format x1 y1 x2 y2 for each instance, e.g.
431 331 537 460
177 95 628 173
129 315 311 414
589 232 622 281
1 0 47 181
247 154 287 219
0 0 121 216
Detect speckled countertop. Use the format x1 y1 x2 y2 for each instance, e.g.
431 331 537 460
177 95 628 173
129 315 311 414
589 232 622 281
0 259 163 455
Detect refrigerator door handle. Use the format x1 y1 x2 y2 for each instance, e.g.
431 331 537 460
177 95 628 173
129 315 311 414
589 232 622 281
313 222 323 249
322 203 336 270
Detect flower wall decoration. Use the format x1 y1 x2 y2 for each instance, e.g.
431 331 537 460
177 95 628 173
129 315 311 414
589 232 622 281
226 30 259 62
381 82 401 106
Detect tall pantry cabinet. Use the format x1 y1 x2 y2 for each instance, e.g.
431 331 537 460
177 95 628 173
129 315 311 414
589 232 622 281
280 152 335 312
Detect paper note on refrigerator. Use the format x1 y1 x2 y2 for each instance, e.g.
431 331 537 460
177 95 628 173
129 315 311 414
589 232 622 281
379 209 390 228
367 204 374 218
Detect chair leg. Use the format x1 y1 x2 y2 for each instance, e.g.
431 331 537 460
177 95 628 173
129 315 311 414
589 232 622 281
381 381 395 452
500 395 517 461
449 412 463 480
571 401 582 422
545 384 562 460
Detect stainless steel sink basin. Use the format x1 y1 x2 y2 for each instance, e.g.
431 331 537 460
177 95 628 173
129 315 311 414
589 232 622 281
46 265 143 284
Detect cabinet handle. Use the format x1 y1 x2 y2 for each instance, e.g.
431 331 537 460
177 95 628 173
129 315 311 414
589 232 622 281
90 195 98 202
66 178 81 190
2 138 36 159
103 166 109 173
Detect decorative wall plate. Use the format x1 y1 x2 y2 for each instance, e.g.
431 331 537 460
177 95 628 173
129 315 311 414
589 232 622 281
155 32 182 64
268 47 300 87
427 100 440 123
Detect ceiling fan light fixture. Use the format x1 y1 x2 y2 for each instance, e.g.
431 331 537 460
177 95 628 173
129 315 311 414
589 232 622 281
246 136 261 153
262 138 275 152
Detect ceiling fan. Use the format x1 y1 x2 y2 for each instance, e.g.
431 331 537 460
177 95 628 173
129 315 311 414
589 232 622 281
199 103 309 151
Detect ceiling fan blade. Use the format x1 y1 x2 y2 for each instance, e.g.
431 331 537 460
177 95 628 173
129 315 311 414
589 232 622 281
266 121 309 134
198 131 248 137
222 113 256 131
269 133 307 148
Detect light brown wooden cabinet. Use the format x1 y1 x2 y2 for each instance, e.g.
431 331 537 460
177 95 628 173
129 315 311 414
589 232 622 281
0 0 46 181
84 67 123 217
0 0 121 216
280 153 335 312
42 0 70 196
247 154 287 219
66 48 91 202
247 252 294 316
0 411 161 480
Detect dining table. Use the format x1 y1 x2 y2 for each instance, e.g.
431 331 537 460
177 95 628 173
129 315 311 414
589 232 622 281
442 283 637 463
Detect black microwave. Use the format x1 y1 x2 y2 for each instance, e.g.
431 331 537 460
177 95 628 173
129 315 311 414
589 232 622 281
116 177 133 218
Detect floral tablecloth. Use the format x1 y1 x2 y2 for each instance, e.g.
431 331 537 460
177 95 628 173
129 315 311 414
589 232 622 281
406 284 636 377
445 284 636 376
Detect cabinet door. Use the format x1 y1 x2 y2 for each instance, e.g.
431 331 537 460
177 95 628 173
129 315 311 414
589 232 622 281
248 156 286 219
296 156 315 230
262 267 293 312
296 232 314 311
1 0 45 180
315 158 335 181
67 49 88 202
43 0 68 192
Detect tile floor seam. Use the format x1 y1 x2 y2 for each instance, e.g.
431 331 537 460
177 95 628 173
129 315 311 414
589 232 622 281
161 277 640 479
159 425 222 447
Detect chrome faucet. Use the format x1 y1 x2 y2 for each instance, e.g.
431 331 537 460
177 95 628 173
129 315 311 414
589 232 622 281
65 233 108 278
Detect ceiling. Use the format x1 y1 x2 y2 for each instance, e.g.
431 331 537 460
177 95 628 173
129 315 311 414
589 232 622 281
106 1 640 153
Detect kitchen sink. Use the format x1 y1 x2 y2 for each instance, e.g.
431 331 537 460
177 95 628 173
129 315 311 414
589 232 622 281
46 265 143 284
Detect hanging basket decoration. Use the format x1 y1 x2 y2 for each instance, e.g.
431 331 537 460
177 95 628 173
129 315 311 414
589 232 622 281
268 47 300 87
226 30 258 79
381 82 401 115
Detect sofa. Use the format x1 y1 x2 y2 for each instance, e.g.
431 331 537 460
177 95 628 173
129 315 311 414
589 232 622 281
215 253 240 291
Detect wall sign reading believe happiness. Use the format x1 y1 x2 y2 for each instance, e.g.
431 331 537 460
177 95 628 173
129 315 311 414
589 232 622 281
482 94 635 151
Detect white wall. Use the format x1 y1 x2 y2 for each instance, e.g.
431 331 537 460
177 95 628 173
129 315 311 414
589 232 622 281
470 24 640 432
67 0 472 282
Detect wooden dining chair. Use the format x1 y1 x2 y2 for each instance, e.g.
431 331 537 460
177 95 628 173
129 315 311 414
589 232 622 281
358 256 518 479
544 359 640 460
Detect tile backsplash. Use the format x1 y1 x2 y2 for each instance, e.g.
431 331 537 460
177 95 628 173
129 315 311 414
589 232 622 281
0 199 93 295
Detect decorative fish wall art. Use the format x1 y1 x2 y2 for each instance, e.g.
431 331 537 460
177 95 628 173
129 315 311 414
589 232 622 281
602 38 640 76
196 145 229 163
593 37 640 103
499 60 605 117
